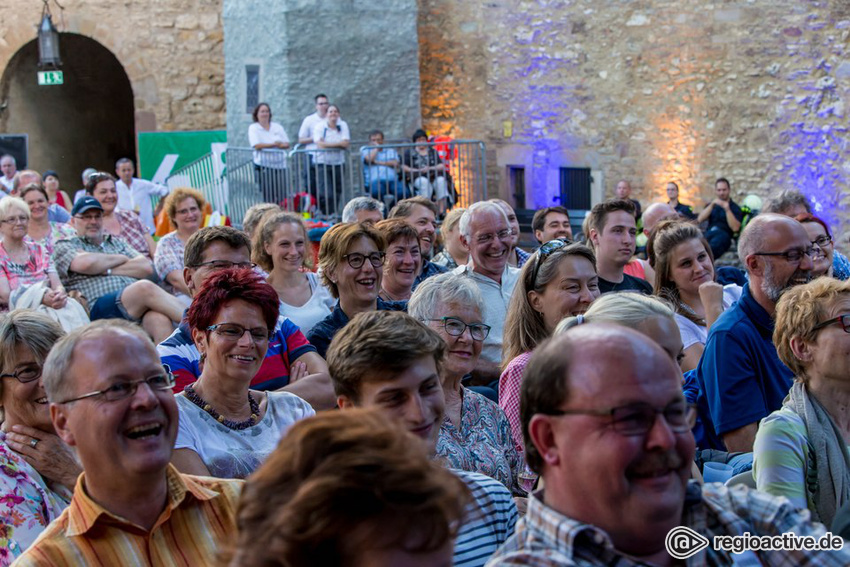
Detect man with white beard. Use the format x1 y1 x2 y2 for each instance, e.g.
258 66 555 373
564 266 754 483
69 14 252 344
697 214 814 453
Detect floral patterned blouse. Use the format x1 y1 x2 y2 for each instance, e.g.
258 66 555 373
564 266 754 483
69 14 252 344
0 240 55 291
0 436 71 565
26 222 76 257
436 387 522 495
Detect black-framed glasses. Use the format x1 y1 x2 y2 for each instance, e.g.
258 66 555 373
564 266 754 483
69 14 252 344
56 365 175 404
423 317 491 341
531 239 569 284
812 235 833 249
812 314 850 334
0 365 42 383
343 252 386 269
189 260 257 270
543 401 696 436
207 323 271 343
753 247 816 263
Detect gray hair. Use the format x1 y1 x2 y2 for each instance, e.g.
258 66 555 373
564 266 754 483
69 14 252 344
81 167 97 184
737 213 789 267
342 196 385 223
762 190 812 216
43 320 156 403
458 201 508 239
0 154 15 166
0 196 29 220
555 292 674 336
408 272 485 321
242 203 281 238
0 310 64 422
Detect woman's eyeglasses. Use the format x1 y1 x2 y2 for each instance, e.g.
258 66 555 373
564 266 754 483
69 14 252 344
343 252 386 269
423 316 491 341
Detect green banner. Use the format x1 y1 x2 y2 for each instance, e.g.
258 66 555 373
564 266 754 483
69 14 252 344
137 130 226 182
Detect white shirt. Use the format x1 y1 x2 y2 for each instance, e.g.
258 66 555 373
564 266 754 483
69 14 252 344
0 176 13 193
452 263 520 364
298 112 325 151
248 121 290 168
116 177 169 234
175 390 315 479
277 272 335 336
312 119 350 165
675 284 743 350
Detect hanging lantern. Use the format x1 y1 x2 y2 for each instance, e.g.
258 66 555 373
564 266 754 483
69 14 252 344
38 12 62 69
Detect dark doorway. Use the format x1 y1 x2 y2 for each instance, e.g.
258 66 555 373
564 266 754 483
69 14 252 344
0 33 134 191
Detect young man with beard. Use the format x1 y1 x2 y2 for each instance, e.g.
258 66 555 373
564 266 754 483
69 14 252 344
697 214 814 452
489 324 850 566
327 310 518 567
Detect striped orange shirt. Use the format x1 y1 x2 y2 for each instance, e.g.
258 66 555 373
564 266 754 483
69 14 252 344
12 464 243 566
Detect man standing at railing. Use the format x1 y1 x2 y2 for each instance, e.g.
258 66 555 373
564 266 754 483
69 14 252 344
297 94 330 194
361 130 403 206
116 157 170 234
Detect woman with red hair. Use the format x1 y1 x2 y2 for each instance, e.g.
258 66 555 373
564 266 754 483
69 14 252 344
170 268 315 479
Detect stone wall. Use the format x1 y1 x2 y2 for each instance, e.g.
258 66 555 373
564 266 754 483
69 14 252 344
418 0 850 249
224 0 422 147
0 0 225 134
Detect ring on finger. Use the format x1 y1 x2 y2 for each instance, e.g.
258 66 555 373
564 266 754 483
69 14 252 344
30 438 39 449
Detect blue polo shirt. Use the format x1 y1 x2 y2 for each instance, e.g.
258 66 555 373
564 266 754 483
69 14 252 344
696 283 793 449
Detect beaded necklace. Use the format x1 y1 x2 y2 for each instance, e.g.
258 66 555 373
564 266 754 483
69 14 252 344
183 384 260 430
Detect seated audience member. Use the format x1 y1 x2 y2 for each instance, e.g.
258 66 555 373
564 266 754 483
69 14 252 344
587 199 652 294
361 129 404 204
12 171 70 223
42 170 72 213
0 311 78 560
172 269 315 479
376 218 422 302
306 222 405 358
86 172 155 259
241 203 280 241
697 213 813 452
641 202 679 236
614 179 642 221
341 195 384 225
227 408 469 566
15 320 242 566
72 168 96 205
327 310 519 567
432 207 468 269
0 197 67 311
157 226 333 408
649 220 742 372
490 199 531 268
115 158 170 234
409 273 521 494
388 196 449 287
696 177 744 259
453 201 520 384
153 187 205 301
402 129 450 214
531 206 572 245
666 180 697 220
54 197 183 342
500 242 599 455
21 185 76 256
754 278 850 527
796 212 841 279
489 324 850 565
254 212 334 335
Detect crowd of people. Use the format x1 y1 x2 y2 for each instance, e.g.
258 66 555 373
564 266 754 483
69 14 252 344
2 156 850 566
248 94 455 216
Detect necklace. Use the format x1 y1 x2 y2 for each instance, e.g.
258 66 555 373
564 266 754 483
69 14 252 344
678 300 706 326
183 384 260 430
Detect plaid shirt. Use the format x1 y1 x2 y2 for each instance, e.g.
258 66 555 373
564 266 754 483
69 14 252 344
54 234 142 304
412 259 449 290
113 210 152 259
515 247 531 268
487 482 850 566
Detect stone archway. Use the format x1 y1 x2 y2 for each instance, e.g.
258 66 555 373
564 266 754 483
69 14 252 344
0 33 134 189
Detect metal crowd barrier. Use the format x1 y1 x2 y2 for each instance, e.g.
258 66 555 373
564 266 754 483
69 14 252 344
166 139 487 227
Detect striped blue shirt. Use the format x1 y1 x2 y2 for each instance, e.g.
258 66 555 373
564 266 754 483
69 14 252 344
452 469 518 567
